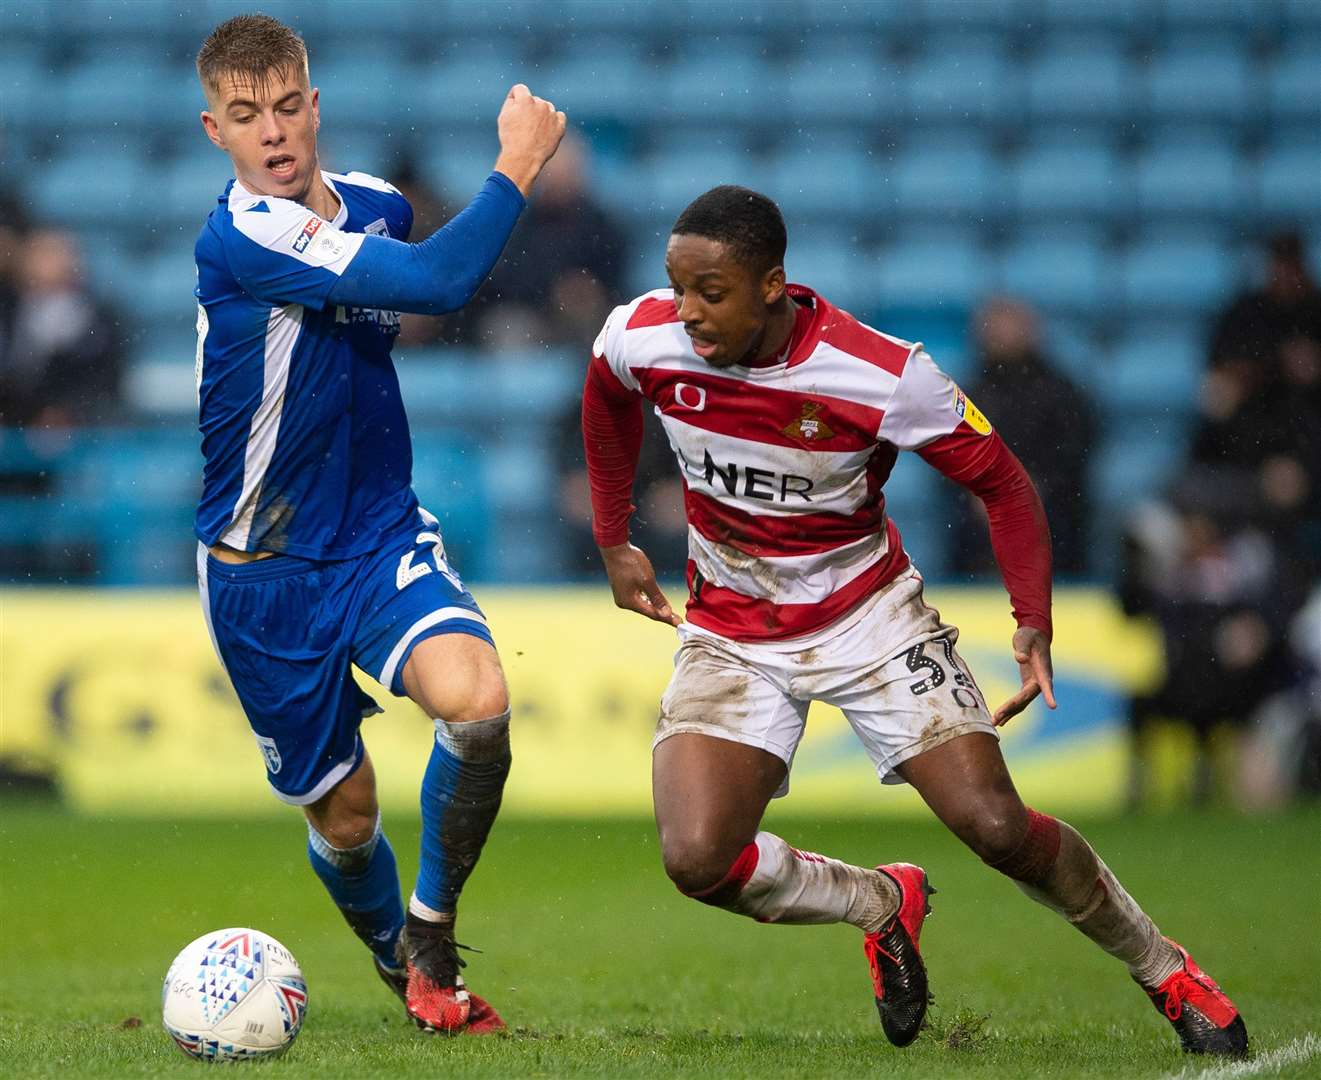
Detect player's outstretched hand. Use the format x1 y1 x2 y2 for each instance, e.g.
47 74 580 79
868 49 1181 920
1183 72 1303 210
992 627 1057 726
599 542 683 627
493 83 567 198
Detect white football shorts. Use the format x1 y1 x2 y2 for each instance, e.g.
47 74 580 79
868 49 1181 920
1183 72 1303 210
655 565 999 791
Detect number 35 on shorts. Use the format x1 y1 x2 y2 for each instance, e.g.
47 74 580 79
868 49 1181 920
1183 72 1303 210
395 529 464 593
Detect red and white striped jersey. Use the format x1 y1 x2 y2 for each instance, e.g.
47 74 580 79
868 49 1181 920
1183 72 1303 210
586 284 1049 643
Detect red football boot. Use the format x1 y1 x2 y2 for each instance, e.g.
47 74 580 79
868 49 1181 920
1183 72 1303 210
863 863 935 1048
400 912 502 1035
1143 939 1247 1056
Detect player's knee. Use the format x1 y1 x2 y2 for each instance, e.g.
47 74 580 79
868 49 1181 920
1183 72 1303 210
982 807 1062 884
660 830 742 896
445 681 510 725
312 808 378 851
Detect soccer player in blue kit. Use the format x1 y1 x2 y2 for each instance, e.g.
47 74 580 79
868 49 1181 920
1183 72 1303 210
191 15 565 1035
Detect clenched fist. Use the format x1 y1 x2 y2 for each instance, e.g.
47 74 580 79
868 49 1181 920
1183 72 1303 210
493 84 567 197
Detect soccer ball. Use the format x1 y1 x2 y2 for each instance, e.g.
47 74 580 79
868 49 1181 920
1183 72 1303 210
161 928 308 1061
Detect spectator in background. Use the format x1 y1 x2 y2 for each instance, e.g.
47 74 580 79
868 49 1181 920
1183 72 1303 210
0 228 123 428
951 297 1094 577
473 130 627 350
1119 229 1321 808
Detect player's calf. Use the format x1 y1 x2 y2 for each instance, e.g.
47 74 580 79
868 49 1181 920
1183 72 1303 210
986 808 1247 1056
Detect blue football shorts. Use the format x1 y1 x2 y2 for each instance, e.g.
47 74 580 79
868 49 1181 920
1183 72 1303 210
196 511 493 805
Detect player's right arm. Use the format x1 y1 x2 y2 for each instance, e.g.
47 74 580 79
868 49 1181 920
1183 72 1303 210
582 307 682 627
222 85 565 316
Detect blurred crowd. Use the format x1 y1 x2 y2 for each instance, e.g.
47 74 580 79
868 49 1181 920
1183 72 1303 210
1119 232 1321 809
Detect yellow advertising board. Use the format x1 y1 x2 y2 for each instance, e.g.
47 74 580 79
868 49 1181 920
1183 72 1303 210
0 587 1159 816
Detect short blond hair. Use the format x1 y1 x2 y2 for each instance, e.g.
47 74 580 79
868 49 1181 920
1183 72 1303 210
197 13 309 100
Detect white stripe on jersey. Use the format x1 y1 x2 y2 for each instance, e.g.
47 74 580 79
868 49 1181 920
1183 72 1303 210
689 528 889 604
662 417 879 518
227 181 364 275
223 303 301 548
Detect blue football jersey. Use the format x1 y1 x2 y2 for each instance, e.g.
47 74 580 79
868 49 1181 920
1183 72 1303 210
194 170 420 558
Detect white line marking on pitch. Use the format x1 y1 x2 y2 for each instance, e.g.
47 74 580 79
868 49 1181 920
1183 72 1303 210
1162 1033 1321 1080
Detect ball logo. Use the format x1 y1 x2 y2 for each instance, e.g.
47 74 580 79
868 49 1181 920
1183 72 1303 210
674 383 707 411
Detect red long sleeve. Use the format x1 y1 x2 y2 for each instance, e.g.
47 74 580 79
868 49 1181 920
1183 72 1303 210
918 428 1053 639
581 354 645 547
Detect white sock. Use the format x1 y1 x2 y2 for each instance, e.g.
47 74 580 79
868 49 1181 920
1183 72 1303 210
726 832 899 931
407 893 454 924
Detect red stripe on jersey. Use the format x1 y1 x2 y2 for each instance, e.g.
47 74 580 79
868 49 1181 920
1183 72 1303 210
684 519 911 641
625 296 680 330
633 367 884 453
819 308 913 377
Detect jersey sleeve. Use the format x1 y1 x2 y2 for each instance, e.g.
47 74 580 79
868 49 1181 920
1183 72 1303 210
591 303 644 394
876 348 993 449
223 197 366 309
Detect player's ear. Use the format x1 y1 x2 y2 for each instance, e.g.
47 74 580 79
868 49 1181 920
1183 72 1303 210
310 86 320 133
762 264 786 305
200 110 226 151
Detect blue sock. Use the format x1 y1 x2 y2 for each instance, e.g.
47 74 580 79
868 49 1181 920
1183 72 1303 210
307 814 406 970
414 711 511 915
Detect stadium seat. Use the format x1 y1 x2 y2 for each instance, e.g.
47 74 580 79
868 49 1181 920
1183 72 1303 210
763 142 880 219
1256 144 1321 225
655 55 779 125
1035 0 1145 33
132 249 202 329
913 0 1028 31
873 235 990 311
415 56 531 133
1133 141 1244 219
1011 141 1126 222
995 236 1114 314
1284 0 1321 31
51 57 178 129
155 153 232 236
636 147 765 219
1266 41 1321 124
1100 331 1204 415
782 48 899 125
538 54 660 124
783 232 870 313
24 146 146 230
311 52 417 128
1157 0 1282 38
1117 234 1238 314
905 40 1017 128
1025 37 1136 125
1141 43 1256 126
889 143 1005 222
1091 431 1188 515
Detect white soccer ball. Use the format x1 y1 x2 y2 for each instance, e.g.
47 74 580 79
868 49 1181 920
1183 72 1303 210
161 928 308 1061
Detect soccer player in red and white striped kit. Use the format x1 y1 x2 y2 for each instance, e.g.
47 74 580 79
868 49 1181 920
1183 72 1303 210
581 186 1246 1057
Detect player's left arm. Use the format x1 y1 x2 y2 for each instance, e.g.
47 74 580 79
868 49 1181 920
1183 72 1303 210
878 349 1056 725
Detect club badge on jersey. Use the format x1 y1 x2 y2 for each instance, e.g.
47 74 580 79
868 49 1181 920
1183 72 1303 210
782 400 835 442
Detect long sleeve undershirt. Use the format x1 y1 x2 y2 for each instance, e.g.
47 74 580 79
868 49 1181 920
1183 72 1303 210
329 172 526 315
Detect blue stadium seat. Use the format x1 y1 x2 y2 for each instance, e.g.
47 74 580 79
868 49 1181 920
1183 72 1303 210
655 55 779 124
783 232 870 313
995 236 1114 313
1285 0 1321 31
155 153 231 235
764 143 879 218
1091 432 1188 511
538 55 660 122
1025 37 1135 124
24 146 145 229
132 249 201 328
873 236 990 310
905 40 1017 127
1257 144 1321 224
783 48 898 125
1142 44 1257 126
1011 141 1126 221
421 134 503 200
1035 0 1145 32
914 0 1028 31
416 56 529 131
1267 40 1321 123
317 128 396 178
1134 141 1244 219
1117 234 1238 313
635 147 765 220
1100 331 1203 414
312 52 417 128
52 58 177 128
890 143 1005 221
1158 0 1282 38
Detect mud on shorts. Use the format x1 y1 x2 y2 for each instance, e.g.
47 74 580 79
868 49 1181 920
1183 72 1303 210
655 565 999 793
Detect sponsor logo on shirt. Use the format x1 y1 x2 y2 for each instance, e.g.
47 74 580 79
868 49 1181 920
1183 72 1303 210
292 216 323 253
953 389 992 435
782 401 835 442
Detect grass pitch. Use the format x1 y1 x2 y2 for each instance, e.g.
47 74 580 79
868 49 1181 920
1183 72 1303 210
1 804 1318 1078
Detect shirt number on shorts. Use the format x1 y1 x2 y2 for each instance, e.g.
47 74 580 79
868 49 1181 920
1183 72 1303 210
396 530 462 592
905 639 979 709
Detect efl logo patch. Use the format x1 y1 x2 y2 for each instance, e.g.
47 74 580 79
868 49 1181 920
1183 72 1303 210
953 388 992 435
292 216 322 254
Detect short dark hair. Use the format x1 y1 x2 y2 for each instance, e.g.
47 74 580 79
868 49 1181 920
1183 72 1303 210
672 185 787 275
197 14 309 100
